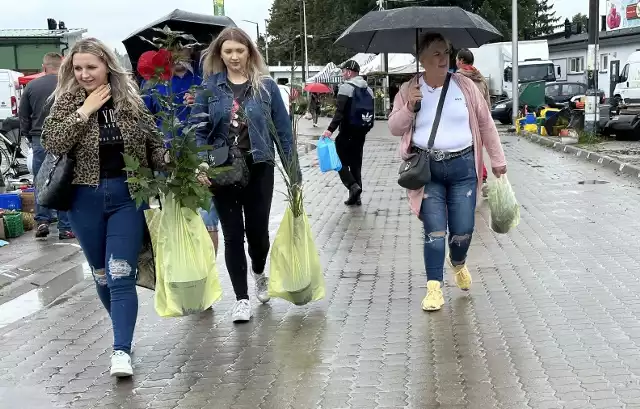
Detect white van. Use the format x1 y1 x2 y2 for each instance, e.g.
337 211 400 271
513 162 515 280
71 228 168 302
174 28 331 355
612 51 640 108
0 69 24 120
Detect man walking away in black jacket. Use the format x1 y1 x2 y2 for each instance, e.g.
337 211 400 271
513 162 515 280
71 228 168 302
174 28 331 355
322 60 375 206
19 52 74 240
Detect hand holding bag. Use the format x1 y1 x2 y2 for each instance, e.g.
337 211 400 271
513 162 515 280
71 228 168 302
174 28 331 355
397 73 451 190
35 152 75 211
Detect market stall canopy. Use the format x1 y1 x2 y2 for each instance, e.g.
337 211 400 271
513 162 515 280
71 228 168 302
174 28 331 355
306 62 342 84
18 72 45 86
360 53 418 75
339 53 377 68
123 9 236 69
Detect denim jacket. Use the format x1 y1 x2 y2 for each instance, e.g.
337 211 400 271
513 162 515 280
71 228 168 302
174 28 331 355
190 71 294 164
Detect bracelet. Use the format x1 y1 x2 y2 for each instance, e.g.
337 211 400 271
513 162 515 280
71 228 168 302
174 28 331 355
76 109 89 122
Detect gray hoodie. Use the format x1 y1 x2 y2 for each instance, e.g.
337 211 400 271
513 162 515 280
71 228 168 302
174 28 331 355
327 75 374 133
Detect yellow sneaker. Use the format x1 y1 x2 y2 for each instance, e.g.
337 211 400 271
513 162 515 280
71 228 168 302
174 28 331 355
449 259 472 291
422 280 444 311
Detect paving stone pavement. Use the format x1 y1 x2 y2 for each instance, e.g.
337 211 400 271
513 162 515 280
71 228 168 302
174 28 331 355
4 128 640 408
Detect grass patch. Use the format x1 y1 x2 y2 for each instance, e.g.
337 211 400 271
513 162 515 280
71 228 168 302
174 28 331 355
578 131 604 145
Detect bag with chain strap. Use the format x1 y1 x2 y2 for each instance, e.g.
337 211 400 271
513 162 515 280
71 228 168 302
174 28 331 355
397 73 451 190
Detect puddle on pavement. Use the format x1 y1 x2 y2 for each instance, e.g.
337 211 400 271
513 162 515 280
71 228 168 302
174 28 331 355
0 262 90 329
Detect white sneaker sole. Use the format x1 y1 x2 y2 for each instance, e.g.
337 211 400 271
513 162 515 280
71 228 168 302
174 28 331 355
232 315 251 323
110 367 133 378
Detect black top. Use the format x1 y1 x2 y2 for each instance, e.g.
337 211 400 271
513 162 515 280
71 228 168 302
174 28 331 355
18 74 58 142
227 80 251 152
98 99 126 177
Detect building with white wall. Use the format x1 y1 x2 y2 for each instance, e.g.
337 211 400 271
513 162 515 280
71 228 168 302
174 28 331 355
268 65 323 84
542 25 640 97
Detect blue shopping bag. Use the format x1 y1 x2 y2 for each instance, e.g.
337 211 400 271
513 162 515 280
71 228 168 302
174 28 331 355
317 137 342 172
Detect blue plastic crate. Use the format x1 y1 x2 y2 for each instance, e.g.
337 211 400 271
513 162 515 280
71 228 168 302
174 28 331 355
0 193 22 210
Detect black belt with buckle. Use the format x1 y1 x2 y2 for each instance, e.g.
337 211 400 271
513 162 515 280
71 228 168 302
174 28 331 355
412 145 473 162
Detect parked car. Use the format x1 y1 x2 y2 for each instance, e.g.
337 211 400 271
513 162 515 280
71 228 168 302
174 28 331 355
491 81 605 124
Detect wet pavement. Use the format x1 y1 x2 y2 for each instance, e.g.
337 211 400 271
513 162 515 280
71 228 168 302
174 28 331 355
4 126 640 408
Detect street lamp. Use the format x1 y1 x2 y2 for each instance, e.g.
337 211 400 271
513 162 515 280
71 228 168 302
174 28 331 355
511 0 518 127
241 19 260 44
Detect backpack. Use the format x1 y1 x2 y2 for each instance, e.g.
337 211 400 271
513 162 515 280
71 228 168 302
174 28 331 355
347 84 375 129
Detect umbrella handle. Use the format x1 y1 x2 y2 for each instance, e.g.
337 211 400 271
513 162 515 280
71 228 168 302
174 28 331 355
413 101 421 113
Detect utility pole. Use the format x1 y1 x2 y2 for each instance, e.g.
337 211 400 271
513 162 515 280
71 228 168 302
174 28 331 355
264 19 269 65
299 0 306 83
585 0 600 134
302 0 309 80
378 0 389 117
511 0 519 126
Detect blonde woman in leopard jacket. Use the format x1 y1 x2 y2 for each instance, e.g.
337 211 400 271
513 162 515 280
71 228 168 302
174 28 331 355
42 38 168 378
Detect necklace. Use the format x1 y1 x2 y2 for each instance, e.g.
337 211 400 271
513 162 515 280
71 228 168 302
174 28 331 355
422 73 444 93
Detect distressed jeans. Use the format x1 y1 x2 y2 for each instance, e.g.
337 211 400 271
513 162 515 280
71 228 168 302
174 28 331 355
419 149 477 282
68 177 145 354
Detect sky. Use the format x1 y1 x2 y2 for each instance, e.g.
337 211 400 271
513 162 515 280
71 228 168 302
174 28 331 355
2 0 600 56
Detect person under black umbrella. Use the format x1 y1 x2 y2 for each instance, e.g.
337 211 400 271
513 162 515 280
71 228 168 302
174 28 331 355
388 32 507 311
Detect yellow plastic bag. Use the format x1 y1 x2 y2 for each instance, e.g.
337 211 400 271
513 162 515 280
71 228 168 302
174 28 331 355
269 206 324 305
487 175 520 234
145 193 222 317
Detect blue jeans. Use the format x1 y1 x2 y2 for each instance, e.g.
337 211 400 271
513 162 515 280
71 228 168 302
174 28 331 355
32 137 71 232
419 150 477 282
68 177 145 354
198 198 219 232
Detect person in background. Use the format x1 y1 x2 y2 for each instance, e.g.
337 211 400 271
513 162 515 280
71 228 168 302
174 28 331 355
456 48 491 196
142 48 220 252
309 92 321 127
41 38 169 377
276 78 292 122
322 60 375 206
19 52 75 240
192 27 297 323
388 33 506 312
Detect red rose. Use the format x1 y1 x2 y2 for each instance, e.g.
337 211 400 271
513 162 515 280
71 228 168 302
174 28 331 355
152 49 172 81
137 50 157 80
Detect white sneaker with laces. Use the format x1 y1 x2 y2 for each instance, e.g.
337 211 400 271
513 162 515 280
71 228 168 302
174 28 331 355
110 351 133 378
253 272 271 304
232 299 252 322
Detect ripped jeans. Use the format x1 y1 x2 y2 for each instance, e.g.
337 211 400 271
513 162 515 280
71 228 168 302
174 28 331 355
419 149 477 282
68 177 145 354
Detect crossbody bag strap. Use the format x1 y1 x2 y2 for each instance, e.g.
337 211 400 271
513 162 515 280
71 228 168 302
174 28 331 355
426 72 452 150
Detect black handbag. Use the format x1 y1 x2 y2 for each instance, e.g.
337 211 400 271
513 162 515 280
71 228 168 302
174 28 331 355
35 152 76 211
397 73 451 190
206 139 249 189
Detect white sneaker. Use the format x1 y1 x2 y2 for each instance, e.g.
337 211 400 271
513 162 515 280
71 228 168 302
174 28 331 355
253 272 271 304
231 299 252 323
110 351 133 378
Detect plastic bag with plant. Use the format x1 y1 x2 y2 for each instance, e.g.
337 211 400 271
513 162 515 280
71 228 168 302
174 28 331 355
487 175 520 234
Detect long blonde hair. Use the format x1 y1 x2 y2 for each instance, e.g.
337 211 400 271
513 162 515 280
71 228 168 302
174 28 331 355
53 37 143 115
201 27 268 94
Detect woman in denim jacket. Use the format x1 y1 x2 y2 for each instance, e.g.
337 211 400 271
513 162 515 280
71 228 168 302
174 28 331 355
190 27 297 322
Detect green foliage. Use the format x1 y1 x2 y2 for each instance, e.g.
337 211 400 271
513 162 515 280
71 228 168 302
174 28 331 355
124 27 214 213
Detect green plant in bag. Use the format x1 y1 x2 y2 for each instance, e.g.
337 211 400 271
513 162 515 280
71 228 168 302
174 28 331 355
487 175 520 234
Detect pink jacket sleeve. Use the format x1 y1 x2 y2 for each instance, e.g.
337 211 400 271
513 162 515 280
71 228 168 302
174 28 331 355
473 86 507 167
388 82 415 137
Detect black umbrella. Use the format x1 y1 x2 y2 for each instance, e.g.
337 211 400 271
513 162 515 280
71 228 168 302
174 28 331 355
335 7 501 112
334 6 501 53
123 9 236 69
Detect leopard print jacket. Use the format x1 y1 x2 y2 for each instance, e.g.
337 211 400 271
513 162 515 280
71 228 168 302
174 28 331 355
42 89 167 197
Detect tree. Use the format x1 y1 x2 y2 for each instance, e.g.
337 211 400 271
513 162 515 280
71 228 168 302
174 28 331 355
530 0 561 37
572 13 589 31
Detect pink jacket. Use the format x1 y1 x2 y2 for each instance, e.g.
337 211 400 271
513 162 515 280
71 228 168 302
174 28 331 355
388 73 507 216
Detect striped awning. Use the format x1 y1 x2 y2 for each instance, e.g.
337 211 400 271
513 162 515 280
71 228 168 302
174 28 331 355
307 62 342 84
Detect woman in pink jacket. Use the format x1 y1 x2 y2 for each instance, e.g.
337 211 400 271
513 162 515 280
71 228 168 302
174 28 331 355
388 33 507 311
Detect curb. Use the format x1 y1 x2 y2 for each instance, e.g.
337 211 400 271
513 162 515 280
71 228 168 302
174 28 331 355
518 131 640 178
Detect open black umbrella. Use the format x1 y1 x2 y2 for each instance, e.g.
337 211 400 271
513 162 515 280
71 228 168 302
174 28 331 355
123 9 236 69
335 6 501 53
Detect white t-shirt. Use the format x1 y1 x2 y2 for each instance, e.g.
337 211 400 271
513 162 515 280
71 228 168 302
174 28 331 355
277 85 291 115
412 77 473 152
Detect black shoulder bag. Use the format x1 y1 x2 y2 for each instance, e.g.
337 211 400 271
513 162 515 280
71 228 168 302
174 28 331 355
35 151 76 211
397 72 451 190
